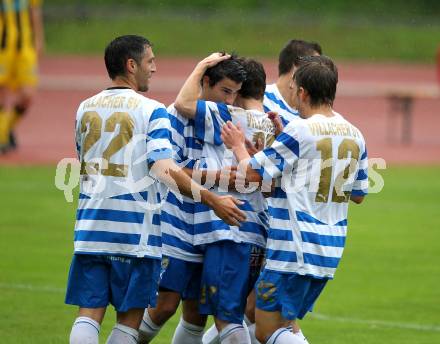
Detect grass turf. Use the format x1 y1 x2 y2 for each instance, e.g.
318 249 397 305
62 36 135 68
45 10 440 63
0 165 439 343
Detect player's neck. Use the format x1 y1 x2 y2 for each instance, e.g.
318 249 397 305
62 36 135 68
276 75 295 109
300 104 333 118
111 76 137 91
235 98 264 112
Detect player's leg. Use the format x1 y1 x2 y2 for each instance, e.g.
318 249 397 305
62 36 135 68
8 85 34 148
0 86 9 150
139 255 196 342
0 51 12 150
171 298 207 343
65 255 111 344
105 256 162 344
105 308 145 344
255 269 328 343
138 290 181 343
171 258 206 343
70 307 106 344
255 308 299 344
244 290 260 343
244 244 266 343
200 241 253 344
7 47 38 149
0 2 18 151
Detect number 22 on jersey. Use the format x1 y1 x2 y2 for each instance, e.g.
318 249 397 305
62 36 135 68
79 111 134 178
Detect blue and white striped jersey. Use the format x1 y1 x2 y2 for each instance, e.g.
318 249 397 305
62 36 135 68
74 88 173 259
264 84 299 126
250 113 368 279
193 100 274 248
160 105 204 263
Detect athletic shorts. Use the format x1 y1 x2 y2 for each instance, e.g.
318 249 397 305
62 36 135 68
199 241 258 324
0 47 38 88
159 255 203 300
255 269 328 320
65 254 161 312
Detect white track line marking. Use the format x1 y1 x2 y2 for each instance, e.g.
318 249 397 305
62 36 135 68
310 312 440 332
0 282 64 294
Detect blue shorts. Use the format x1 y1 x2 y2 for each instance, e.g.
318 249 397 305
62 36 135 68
65 254 161 312
159 256 203 300
199 241 256 324
255 269 328 320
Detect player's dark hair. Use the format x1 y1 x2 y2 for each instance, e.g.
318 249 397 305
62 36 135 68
296 55 338 83
278 39 322 76
293 55 337 107
105 35 151 79
237 58 266 100
203 54 247 87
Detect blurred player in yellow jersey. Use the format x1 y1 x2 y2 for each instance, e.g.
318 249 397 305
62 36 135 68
0 0 44 153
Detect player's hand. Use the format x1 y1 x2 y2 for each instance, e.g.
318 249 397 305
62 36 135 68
268 111 284 136
197 52 231 70
211 195 246 227
244 137 263 156
221 121 245 150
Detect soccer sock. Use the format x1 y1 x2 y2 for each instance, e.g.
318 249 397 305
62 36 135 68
266 328 304 344
105 323 138 344
243 315 259 344
202 324 219 344
219 323 251 344
172 317 205 344
138 309 162 343
69 316 100 344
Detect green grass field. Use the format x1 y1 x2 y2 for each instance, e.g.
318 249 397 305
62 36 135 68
45 9 440 63
0 165 439 343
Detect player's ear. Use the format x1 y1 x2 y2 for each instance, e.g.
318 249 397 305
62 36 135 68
202 75 210 88
126 58 137 74
298 87 307 100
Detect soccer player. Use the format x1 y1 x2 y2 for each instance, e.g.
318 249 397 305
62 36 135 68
65 35 245 344
138 55 247 343
0 0 44 153
200 56 270 344
175 53 275 344
264 39 321 125
221 55 368 344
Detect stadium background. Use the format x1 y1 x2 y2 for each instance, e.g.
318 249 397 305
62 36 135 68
0 1 439 343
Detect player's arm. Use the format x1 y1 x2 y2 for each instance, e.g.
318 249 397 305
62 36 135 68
182 165 238 190
350 143 368 205
174 53 231 118
151 159 246 226
222 120 298 190
30 1 45 56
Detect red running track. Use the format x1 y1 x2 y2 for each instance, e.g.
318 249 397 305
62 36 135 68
0 56 439 166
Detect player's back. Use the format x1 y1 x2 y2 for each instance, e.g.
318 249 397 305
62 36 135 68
288 114 367 223
262 113 368 278
263 83 299 125
74 88 172 259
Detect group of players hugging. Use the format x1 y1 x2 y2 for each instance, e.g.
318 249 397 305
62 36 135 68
65 35 368 344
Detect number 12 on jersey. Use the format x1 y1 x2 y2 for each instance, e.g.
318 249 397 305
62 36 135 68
315 138 360 203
